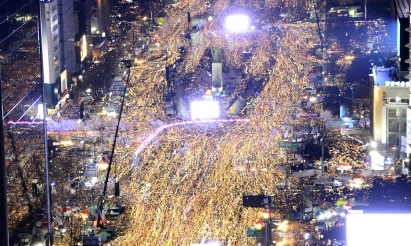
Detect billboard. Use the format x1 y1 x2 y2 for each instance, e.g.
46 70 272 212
190 100 219 120
80 34 87 61
407 108 411 156
60 69 67 92
346 213 411 246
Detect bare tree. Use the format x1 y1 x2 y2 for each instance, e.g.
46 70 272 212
64 214 83 246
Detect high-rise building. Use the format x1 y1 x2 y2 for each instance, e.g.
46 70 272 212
96 0 112 35
58 0 76 95
39 0 61 108
73 0 112 73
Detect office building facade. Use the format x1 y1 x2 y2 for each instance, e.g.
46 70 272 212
40 0 61 108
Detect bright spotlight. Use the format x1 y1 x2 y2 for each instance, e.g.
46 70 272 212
190 100 219 120
224 15 250 32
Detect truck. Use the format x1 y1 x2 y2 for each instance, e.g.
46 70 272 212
228 96 246 116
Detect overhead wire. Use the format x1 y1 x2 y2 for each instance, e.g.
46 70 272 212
0 17 35 44
0 0 10 7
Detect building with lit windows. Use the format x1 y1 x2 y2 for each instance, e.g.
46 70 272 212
40 0 61 107
373 82 409 147
73 0 112 74
58 0 76 100
371 67 409 163
368 0 411 171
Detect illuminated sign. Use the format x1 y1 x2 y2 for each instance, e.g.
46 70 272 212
60 69 67 92
80 35 87 61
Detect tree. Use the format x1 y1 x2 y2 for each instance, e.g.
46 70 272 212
64 214 83 246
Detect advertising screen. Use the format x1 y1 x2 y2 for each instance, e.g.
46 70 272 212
190 100 219 120
346 213 411 246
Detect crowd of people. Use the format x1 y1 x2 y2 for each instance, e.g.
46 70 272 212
1 0 383 245
1 16 47 238
107 1 330 245
3 124 47 236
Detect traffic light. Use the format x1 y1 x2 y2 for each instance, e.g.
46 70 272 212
115 182 120 197
243 195 271 208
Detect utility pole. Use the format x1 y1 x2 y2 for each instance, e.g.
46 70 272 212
321 138 325 175
265 196 272 246
0 55 10 246
98 59 132 227
38 1 52 244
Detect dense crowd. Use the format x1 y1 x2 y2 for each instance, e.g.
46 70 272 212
1 17 46 237
1 0 387 245
3 124 46 235
105 1 327 245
